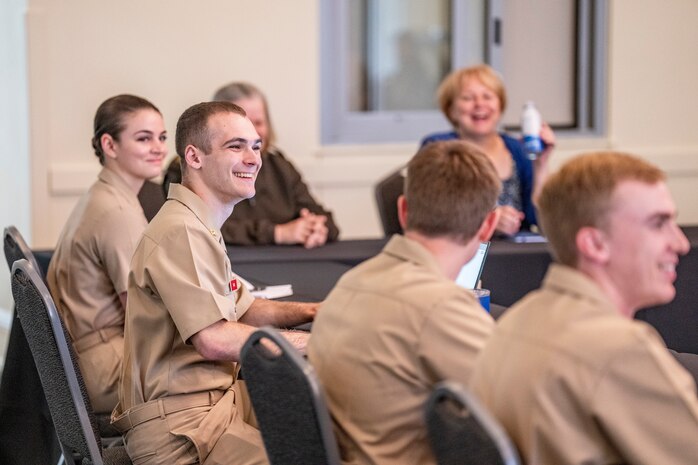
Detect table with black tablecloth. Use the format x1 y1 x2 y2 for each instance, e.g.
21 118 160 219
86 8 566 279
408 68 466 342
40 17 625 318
226 227 698 353
225 237 551 307
32 228 698 349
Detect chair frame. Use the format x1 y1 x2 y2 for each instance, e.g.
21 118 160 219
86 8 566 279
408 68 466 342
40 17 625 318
3 225 42 274
11 259 125 465
241 326 342 465
426 381 521 465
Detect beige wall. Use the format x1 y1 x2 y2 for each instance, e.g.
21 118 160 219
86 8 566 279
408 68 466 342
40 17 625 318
607 0 698 218
27 0 322 246
26 0 698 248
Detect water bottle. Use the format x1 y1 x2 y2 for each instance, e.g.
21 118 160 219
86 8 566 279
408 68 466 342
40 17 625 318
521 101 543 159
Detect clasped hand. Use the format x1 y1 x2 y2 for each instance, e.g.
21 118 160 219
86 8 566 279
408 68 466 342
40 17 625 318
274 208 329 248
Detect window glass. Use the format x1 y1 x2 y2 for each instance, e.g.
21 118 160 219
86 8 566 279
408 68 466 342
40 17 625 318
322 0 606 144
499 0 577 128
347 0 451 112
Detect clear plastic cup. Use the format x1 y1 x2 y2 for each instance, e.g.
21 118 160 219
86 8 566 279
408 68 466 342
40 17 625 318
471 288 491 312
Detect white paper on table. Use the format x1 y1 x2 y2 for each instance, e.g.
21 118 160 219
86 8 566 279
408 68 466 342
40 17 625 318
237 275 256 291
250 284 294 300
237 274 293 299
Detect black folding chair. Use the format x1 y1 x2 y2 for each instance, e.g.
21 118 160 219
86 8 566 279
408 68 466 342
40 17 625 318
425 381 521 465
11 259 131 465
1 226 62 464
241 327 341 465
374 167 405 236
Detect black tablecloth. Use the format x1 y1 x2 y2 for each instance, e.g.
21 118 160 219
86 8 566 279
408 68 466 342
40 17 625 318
225 228 698 353
32 227 698 352
227 238 387 266
234 261 353 303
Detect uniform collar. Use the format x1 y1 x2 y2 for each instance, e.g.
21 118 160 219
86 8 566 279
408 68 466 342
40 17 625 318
543 264 618 314
167 183 224 243
97 167 141 207
382 235 448 280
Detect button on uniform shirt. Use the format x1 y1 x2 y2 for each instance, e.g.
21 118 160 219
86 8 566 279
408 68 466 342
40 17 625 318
308 235 494 465
47 166 146 413
118 183 254 411
470 264 698 465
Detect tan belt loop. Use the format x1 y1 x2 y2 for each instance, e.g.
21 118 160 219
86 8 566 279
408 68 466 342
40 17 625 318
157 399 166 420
73 326 122 353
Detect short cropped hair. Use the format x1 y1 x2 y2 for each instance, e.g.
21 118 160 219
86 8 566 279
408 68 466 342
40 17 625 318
437 64 507 128
405 140 501 243
538 152 665 266
213 81 276 148
175 101 246 158
91 94 160 165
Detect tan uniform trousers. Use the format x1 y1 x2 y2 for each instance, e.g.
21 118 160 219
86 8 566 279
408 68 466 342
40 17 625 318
73 327 123 414
118 382 267 465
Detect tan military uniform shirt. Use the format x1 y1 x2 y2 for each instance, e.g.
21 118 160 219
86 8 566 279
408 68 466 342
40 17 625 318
470 264 698 465
115 183 262 465
47 167 146 413
308 235 494 465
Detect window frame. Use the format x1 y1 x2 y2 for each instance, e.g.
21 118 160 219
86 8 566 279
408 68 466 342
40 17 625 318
320 0 608 145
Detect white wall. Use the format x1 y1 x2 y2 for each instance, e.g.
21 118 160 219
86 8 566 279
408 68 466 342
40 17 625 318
606 0 698 212
27 0 323 246
24 0 698 250
1 0 30 362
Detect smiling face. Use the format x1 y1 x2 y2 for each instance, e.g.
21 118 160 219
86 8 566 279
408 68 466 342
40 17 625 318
449 77 502 139
197 111 262 206
601 180 690 312
233 95 270 152
104 108 167 188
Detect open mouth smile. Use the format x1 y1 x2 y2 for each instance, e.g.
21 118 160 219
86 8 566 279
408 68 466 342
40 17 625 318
234 172 255 179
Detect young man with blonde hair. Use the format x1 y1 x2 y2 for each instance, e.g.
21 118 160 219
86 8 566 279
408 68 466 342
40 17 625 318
309 140 500 465
470 151 697 465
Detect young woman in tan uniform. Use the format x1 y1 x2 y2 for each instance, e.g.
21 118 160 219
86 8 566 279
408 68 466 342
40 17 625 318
47 94 167 413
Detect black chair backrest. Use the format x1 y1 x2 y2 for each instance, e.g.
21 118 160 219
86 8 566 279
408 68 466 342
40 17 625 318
162 157 182 198
1 227 63 463
137 180 167 222
3 226 42 276
11 259 106 465
241 327 341 465
374 168 405 236
425 381 521 465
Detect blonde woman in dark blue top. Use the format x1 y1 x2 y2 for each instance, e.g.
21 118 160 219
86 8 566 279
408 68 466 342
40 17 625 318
421 64 555 236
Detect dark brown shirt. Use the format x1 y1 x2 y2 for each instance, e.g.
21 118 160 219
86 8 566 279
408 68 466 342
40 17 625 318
164 148 340 245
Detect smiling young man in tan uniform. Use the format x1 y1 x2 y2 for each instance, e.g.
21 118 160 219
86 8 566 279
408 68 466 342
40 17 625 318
470 152 698 465
308 140 500 465
112 101 317 465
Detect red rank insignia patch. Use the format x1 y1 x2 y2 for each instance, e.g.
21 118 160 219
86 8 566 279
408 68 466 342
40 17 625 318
229 278 238 292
